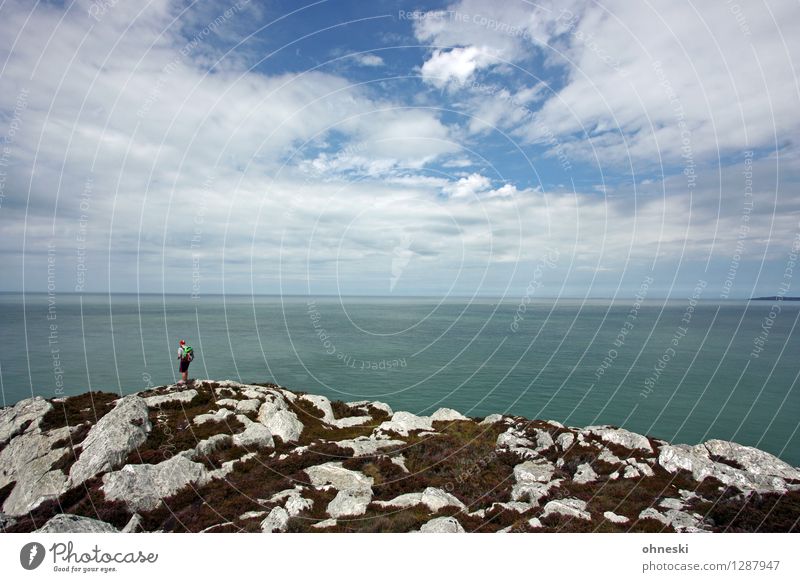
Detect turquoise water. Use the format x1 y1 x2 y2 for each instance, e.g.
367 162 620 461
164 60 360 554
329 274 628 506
1 293 799 465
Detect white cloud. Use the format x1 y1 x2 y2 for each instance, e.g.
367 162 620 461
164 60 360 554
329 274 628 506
350 53 384 67
420 46 499 88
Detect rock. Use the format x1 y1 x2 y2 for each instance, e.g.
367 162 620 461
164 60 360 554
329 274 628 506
374 487 466 512
555 432 575 451
194 434 233 458
239 510 267 520
658 498 684 510
542 498 591 521
285 493 314 517
513 460 555 484
703 439 800 481
299 394 371 429
232 422 274 449
36 514 118 533
375 411 433 436
573 463 598 484
101 454 210 512
0 396 51 444
584 426 653 453
639 507 669 525
430 408 468 421
419 516 465 533
0 513 17 530
346 400 393 416
312 518 337 529
235 399 262 415
528 517 543 528
496 428 536 458
492 501 533 513
658 444 787 493
603 511 629 524
215 398 240 409
598 447 622 465
327 488 372 518
257 396 303 442
0 426 70 515
479 414 504 425
193 408 235 425
532 428 554 451
67 395 151 488
304 462 373 492
390 454 409 472
143 389 197 408
260 507 289 533
121 513 143 533
336 436 405 457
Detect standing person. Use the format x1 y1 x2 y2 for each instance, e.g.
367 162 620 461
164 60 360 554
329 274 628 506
177 339 194 385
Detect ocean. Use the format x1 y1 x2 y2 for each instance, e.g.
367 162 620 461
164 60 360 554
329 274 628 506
1 293 798 465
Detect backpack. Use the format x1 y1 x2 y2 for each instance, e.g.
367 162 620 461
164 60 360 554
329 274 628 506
183 346 194 362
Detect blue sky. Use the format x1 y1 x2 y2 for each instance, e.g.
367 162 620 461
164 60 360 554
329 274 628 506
1 0 799 299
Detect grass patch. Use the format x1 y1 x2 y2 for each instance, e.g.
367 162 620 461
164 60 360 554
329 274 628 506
40 392 120 431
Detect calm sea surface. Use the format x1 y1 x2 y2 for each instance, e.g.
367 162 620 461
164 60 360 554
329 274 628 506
2 293 799 464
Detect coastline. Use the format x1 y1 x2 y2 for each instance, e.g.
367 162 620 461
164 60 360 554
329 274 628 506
1 379 799 533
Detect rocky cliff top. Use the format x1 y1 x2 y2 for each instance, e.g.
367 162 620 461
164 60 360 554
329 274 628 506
1 379 799 533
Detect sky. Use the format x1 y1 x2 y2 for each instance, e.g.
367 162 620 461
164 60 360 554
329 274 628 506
0 0 798 299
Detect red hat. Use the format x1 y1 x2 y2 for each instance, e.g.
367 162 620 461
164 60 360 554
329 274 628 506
179 339 185 345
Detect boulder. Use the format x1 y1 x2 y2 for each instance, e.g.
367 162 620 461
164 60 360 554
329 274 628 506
374 487 466 512
555 432 575 451
312 518 338 529
603 511 629 524
121 513 143 533
375 411 433 436
67 395 151 488
430 408 468 422
193 409 235 425
532 428 554 451
336 436 405 457
143 389 197 408
235 399 263 415
232 422 274 449
194 434 233 458
346 400 393 416
36 514 118 533
257 395 303 442
304 462 373 492
479 414 504 425
703 439 800 481
0 426 70 515
658 444 787 492
584 426 653 453
419 516 465 533
542 498 591 521
0 396 51 444
101 454 210 512
513 459 555 484
260 507 289 533
327 488 372 518
573 463 598 484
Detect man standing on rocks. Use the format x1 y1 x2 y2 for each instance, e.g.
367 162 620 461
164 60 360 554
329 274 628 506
177 339 194 385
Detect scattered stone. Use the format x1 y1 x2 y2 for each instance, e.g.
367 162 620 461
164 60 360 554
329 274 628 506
257 395 303 442
419 516 465 533
479 414 504 425
194 434 233 457
327 488 372 518
573 463 598 484
36 514 118 533
101 454 210 512
658 498 684 510
542 498 591 521
336 436 405 457
532 428 554 451
528 517 543 528
584 426 653 453
375 411 433 436
261 507 289 533
390 454 409 472
193 408 235 425
555 432 575 451
374 487 466 512
68 395 151 488
232 422 274 449
235 399 262 415
430 408 468 421
603 511 629 524
312 518 338 529
304 462 373 492
704 439 800 481
143 389 197 408
121 513 143 533
0 396 51 444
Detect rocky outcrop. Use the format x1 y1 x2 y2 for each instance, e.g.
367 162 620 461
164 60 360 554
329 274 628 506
68 395 151 488
101 454 210 512
1 379 798 533
36 514 119 533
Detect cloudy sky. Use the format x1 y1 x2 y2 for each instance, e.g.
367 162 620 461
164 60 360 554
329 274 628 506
0 0 798 298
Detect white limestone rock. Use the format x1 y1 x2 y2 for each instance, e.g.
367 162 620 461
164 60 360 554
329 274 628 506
0 396 52 444
235 399 263 415
327 488 372 518
542 498 591 521
430 408 468 422
573 463 599 484
374 487 466 512
0 426 70 515
143 389 197 408
261 506 289 533
67 395 151 488
584 426 653 453
375 411 433 436
336 436 405 457
194 434 233 458
603 511 629 524
555 432 575 451
479 414 504 425
304 462 373 492
257 395 303 442
36 514 118 533
312 518 338 529
101 454 210 512
419 516 465 533
703 439 800 481
193 408 235 425
232 422 275 449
